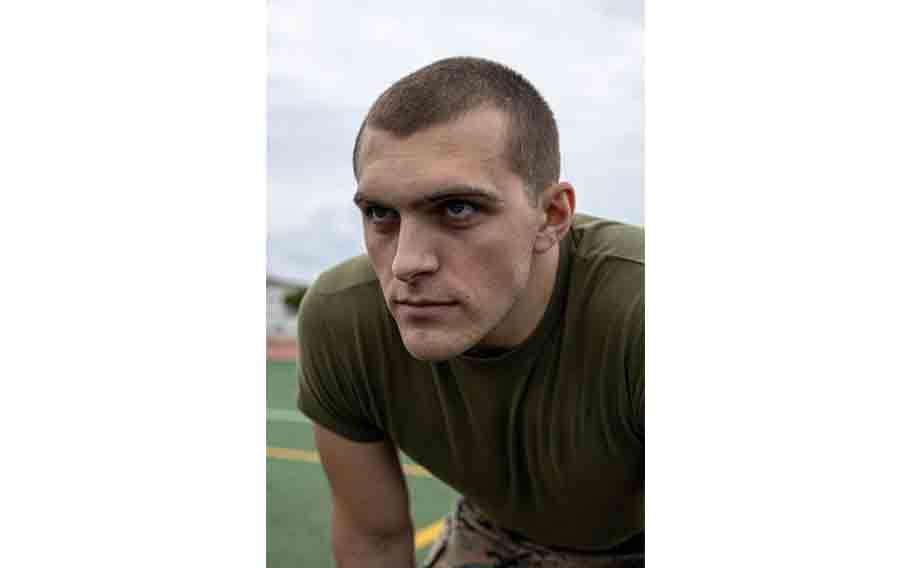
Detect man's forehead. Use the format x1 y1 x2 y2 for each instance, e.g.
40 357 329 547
355 157 502 202
358 107 510 166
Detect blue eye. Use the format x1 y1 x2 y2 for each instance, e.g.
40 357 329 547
365 205 399 222
444 201 476 219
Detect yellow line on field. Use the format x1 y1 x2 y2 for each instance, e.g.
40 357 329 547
401 463 433 477
267 446 321 463
267 446 434 478
266 447 446 552
414 518 445 550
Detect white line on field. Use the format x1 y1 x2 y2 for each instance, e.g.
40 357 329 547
267 408 312 424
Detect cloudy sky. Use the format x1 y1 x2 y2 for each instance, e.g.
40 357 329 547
268 0 642 284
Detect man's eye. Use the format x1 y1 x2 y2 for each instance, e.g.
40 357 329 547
364 206 399 222
444 201 477 219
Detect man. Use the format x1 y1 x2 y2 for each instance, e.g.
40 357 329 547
297 57 644 567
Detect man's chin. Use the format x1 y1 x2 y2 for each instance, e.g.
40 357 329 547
401 336 468 362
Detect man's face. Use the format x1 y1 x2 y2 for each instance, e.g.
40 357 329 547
354 108 547 361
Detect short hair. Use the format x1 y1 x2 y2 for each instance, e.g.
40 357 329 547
352 56 560 199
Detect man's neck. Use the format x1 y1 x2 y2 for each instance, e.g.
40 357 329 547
463 345 515 359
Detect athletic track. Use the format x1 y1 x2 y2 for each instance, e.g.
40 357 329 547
267 336 296 362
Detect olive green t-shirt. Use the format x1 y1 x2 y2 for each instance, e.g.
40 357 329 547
297 214 644 550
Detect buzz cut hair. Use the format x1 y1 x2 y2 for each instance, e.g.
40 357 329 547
352 56 560 200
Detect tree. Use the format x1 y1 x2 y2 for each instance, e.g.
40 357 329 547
282 285 309 313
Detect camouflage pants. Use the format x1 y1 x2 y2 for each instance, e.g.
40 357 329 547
423 498 644 568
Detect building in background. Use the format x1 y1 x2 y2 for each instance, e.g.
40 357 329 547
266 275 306 338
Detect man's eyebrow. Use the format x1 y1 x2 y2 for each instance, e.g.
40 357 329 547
353 185 504 208
418 185 504 206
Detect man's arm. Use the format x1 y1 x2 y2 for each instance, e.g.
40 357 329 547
313 424 415 568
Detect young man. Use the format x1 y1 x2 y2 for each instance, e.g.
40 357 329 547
297 57 644 567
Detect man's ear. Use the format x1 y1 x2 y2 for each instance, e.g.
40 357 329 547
534 182 576 254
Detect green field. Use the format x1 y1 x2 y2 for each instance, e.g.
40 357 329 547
267 360 458 567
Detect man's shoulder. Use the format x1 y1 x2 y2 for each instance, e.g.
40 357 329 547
307 254 379 297
570 214 644 266
565 214 644 328
297 255 383 336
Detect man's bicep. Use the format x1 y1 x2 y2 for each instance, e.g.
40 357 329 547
313 423 412 538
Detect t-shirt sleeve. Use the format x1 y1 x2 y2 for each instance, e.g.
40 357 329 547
620 279 644 445
295 282 385 443
629 322 644 442
627 305 645 442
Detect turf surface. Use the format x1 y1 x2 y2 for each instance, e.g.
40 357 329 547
267 360 458 567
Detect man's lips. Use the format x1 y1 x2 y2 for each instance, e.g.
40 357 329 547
393 300 457 307
392 299 458 318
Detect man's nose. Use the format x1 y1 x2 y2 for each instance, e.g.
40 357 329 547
391 221 438 282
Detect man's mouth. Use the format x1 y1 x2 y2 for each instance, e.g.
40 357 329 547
393 299 458 319
395 300 457 307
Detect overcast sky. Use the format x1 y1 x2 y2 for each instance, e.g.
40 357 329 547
267 0 642 284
